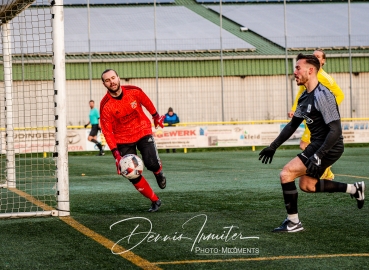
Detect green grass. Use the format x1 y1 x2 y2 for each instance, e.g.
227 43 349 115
1 147 369 269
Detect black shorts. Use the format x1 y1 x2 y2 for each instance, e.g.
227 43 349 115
117 135 161 173
297 139 344 178
89 124 99 136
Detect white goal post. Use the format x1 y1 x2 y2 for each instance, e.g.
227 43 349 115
0 0 69 218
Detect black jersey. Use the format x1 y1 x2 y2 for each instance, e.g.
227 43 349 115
294 83 342 143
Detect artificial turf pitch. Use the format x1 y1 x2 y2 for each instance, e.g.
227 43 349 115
0 146 368 269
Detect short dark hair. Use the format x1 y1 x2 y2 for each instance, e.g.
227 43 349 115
101 69 118 82
89 100 94 103
296 53 320 72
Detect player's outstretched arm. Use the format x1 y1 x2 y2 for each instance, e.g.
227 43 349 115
152 112 165 129
112 148 122 175
259 116 303 164
259 147 276 164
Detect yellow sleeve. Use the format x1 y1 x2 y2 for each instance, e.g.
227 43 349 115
291 86 305 112
318 69 344 105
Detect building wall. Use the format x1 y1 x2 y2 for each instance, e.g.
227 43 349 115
1 72 368 128
66 72 369 126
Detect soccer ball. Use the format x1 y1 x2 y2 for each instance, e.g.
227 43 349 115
119 154 144 179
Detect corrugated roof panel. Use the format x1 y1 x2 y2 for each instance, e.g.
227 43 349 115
1 8 53 55
197 0 348 3
208 3 369 49
32 0 175 5
64 6 255 53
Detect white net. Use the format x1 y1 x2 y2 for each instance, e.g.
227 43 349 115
0 0 57 217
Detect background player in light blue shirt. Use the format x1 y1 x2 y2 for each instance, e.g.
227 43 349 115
84 100 104 156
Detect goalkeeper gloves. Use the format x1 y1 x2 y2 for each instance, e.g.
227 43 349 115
84 124 88 128
305 154 321 179
152 113 165 129
259 146 276 164
112 149 122 175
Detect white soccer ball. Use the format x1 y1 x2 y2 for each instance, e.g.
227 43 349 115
119 154 144 179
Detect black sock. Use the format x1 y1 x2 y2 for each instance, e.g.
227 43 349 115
281 182 298 215
91 139 102 151
315 180 347 193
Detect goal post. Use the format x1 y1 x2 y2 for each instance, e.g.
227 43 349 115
1 22 16 189
52 0 69 217
0 0 69 218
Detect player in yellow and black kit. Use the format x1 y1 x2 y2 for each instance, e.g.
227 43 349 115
288 49 344 180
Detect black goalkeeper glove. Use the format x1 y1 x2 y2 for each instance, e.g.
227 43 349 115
259 147 276 164
84 124 88 128
305 154 322 179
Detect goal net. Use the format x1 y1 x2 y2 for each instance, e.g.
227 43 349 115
0 0 69 218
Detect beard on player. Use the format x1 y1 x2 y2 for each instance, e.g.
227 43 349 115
295 73 308 86
107 81 121 95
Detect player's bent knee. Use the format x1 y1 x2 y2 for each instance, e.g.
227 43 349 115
144 160 160 173
279 169 292 184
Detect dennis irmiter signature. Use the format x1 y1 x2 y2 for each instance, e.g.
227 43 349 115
110 213 259 254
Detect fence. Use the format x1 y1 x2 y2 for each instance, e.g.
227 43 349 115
64 1 369 125
2 1 369 128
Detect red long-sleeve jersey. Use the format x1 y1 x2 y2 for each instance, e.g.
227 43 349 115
100 85 157 149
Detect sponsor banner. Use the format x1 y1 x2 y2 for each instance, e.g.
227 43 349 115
152 124 305 148
204 124 286 147
342 122 369 143
67 130 86 152
152 122 368 148
202 123 302 147
0 129 85 154
152 127 198 149
279 123 305 146
1 122 368 153
0 129 56 154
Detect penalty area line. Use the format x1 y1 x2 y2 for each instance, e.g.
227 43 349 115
154 253 369 265
59 216 162 270
9 188 161 270
335 174 369 180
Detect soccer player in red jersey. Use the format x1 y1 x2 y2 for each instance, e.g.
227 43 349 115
100 69 166 212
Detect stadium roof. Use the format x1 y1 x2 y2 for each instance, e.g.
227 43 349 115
197 0 364 3
208 3 369 49
2 1 369 59
64 6 255 53
32 0 175 5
